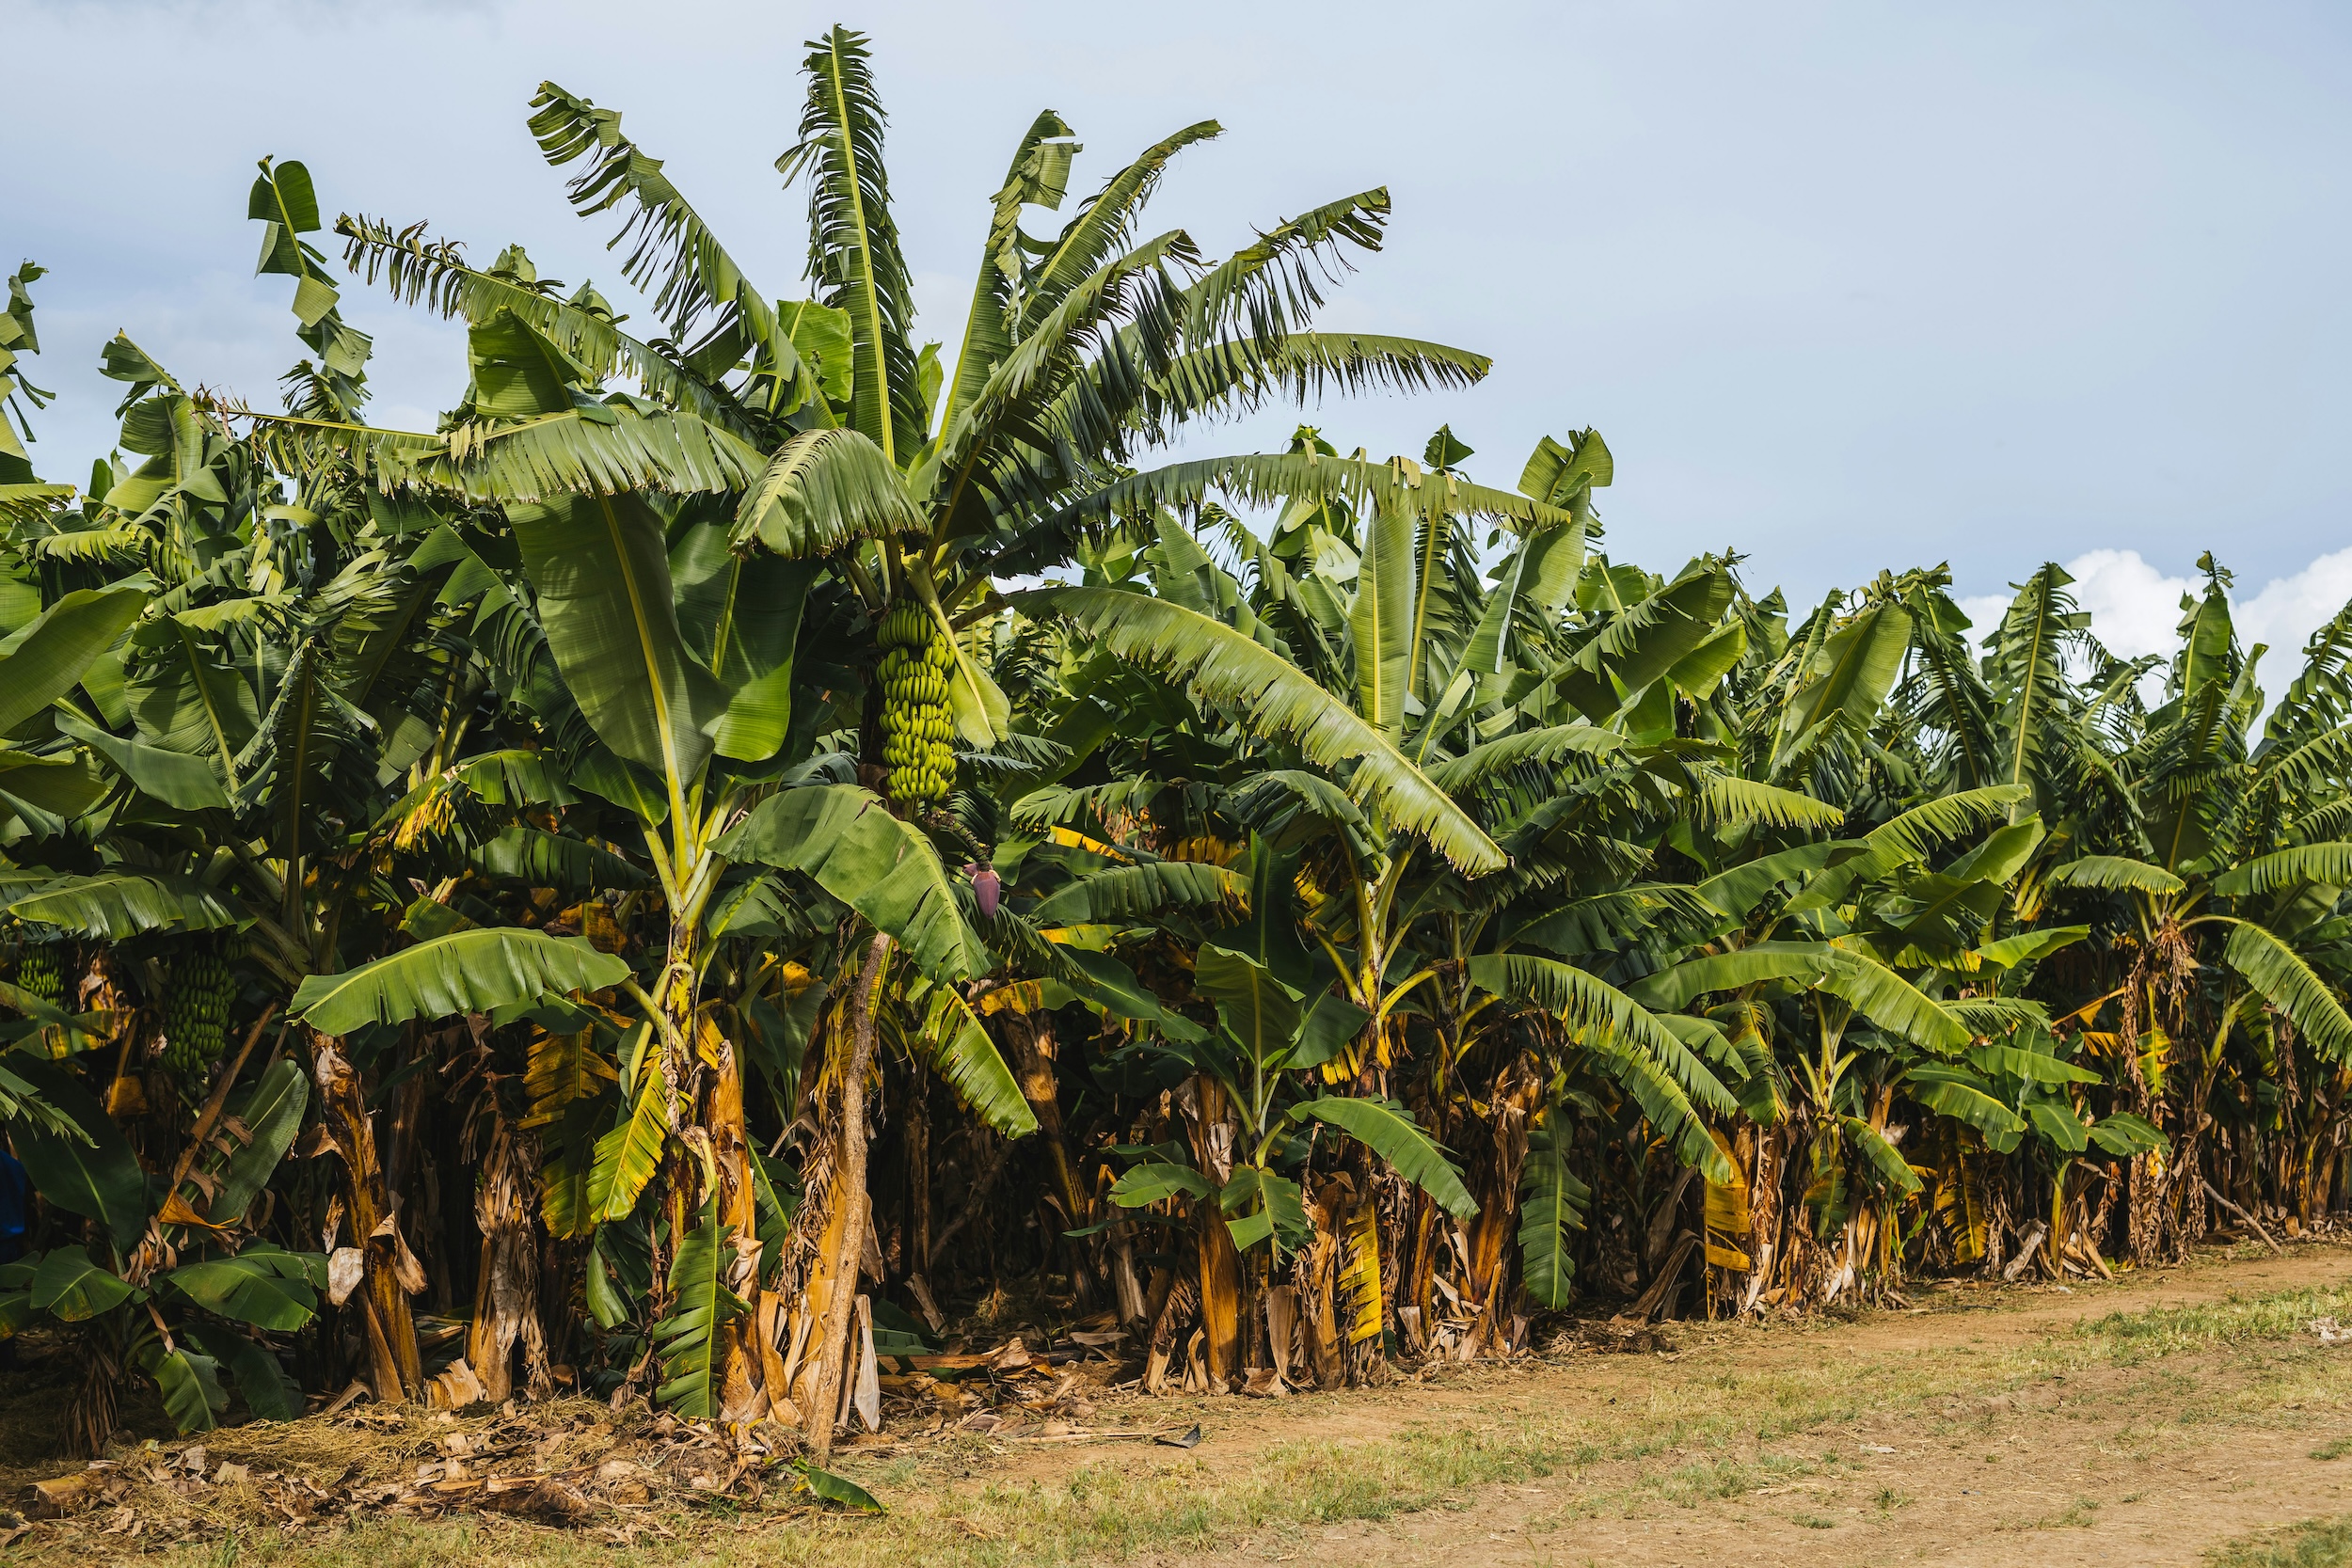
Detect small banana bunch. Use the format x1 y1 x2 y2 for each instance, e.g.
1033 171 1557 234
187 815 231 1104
14 946 61 1006
165 937 239 1073
877 600 957 806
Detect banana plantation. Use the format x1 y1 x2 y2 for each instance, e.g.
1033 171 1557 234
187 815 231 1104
2 24 2349 1465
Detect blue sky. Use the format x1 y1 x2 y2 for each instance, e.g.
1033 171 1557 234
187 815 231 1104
10 0 2350 662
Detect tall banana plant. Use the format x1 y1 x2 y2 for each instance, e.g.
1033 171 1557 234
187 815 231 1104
1009 423 1847 1359
310 26 1518 781
266 310 1029 1437
1995 559 2352 1258
246 27 1536 1432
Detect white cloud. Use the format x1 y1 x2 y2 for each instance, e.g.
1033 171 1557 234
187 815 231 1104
1964 548 2352 694
1956 593 2011 635
2062 549 2197 660
1956 550 2199 658
2238 547 2352 664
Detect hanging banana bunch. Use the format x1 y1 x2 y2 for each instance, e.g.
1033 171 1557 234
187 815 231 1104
164 935 240 1075
876 600 957 808
14 945 62 1007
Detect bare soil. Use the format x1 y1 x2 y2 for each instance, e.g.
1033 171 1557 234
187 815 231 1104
13 1243 2352 1566
1154 1244 2352 1565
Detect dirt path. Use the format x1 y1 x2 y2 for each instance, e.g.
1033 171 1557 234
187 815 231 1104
24 1246 2346 1567
938 1244 2352 1566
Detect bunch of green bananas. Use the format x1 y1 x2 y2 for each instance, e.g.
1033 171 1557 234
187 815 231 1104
877 600 958 806
164 938 239 1074
14 946 61 1006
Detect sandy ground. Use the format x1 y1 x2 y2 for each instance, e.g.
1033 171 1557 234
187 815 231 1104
988 1244 2352 1566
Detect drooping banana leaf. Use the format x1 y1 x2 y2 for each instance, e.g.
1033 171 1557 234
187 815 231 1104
1288 1096 1475 1218
1517 1121 1589 1309
290 928 630 1035
2043 855 2186 895
1471 953 1735 1117
471 825 649 894
58 712 230 809
163 1254 320 1333
911 986 1039 1138
716 784 991 982
2223 919 2352 1060
0 584 146 735
1013 587 1502 874
203 1060 309 1227
141 1343 227 1434
1028 861 1245 927
11 1061 148 1252
8 872 248 939
183 1321 305 1423
730 428 922 559
29 1246 135 1322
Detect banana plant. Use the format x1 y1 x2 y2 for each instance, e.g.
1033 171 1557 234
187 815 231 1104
1014 425 1841 1348
1905 1005 2166 1275
1996 559 2352 1255
0 1044 317 1446
227 26 1529 1433
312 24 1519 797
1104 837 1474 1388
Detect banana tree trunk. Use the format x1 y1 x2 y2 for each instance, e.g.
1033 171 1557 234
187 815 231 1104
466 1117 546 1402
313 1037 421 1402
1182 1074 1243 1390
706 1020 768 1419
1462 1057 1541 1355
1297 1176 1348 1388
2294 1068 2351 1223
1195 1205 1243 1391
1000 1007 1097 1302
1341 1167 1390 1386
1400 1190 1439 1356
798 933 891 1460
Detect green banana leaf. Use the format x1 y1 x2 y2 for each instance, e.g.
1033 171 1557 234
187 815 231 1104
291 928 630 1035
1289 1096 1475 1218
716 784 991 982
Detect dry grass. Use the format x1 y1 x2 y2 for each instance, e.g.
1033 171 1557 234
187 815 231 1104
8 1250 2352 1567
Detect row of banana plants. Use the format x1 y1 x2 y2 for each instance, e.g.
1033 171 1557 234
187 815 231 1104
0 24 2346 1452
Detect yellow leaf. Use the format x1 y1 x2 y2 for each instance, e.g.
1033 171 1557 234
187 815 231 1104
158 1191 234 1237
564 901 628 955
693 1011 726 1070
1046 825 1133 862
522 1028 617 1129
1337 1201 1383 1346
1704 1128 1750 1239
977 980 1047 1017
1041 924 1120 947
1165 835 1243 866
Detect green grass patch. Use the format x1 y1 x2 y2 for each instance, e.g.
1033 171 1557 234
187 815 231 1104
2074 1288 2352 1366
2208 1515 2352 1566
